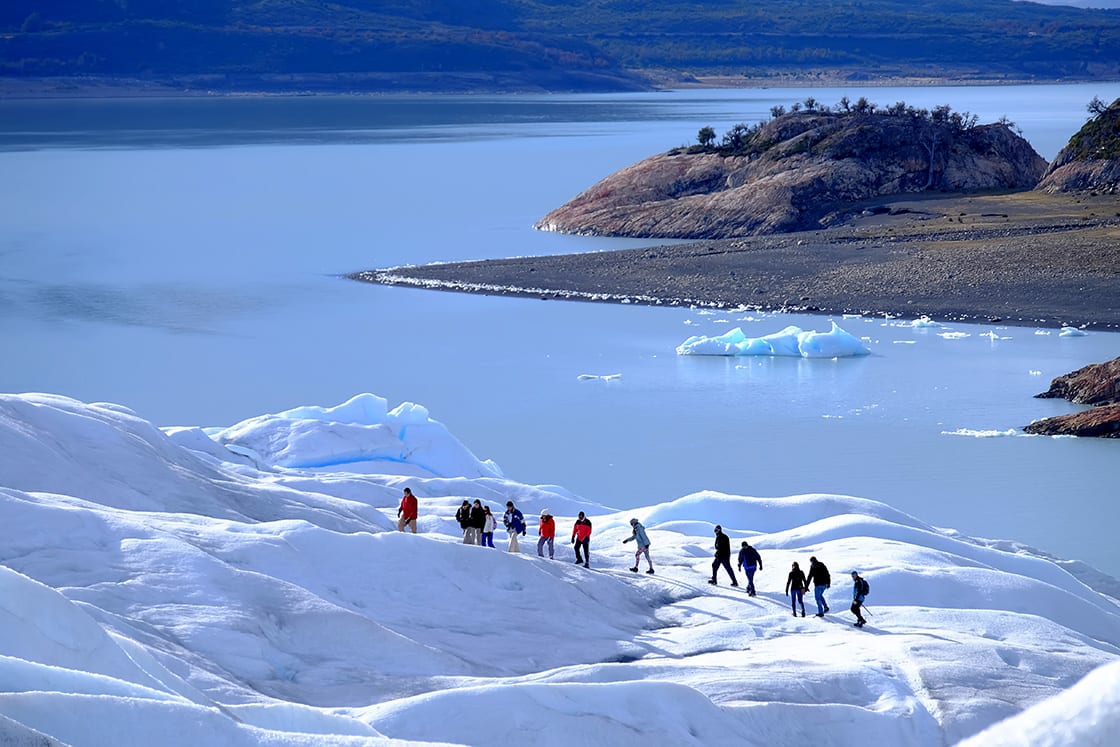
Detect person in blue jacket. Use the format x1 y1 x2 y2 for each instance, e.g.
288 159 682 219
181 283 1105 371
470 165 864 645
503 501 526 553
622 518 655 574
737 541 763 596
850 571 869 628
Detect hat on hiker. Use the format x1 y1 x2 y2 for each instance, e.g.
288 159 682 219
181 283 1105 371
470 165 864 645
541 508 550 516
630 518 639 525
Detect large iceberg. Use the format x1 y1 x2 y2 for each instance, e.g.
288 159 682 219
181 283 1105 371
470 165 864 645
676 321 871 358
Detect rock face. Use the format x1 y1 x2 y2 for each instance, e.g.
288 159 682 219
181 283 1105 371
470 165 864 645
536 109 1047 239
1036 98 1120 195
1023 357 1120 437
1035 357 1120 406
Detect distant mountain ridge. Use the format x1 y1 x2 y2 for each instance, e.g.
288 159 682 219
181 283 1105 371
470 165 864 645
3 0 1120 92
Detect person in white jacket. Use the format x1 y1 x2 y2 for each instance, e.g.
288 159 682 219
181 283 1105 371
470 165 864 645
481 506 497 548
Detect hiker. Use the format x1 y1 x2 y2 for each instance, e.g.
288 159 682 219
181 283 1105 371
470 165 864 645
537 509 556 559
737 541 763 596
807 556 831 616
785 561 808 617
481 505 496 548
622 518 654 574
850 571 869 628
503 501 526 553
396 487 418 533
571 511 592 568
456 500 474 544
709 525 738 587
468 499 486 545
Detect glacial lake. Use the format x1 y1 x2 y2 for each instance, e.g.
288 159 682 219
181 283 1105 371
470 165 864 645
2 83 1119 576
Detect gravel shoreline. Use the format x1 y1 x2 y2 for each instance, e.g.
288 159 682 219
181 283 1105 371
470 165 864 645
353 191 1120 330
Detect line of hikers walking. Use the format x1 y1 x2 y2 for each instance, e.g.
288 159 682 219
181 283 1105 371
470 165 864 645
398 488 870 627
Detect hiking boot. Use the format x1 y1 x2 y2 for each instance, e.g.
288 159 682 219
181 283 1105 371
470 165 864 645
629 567 638 572
583 563 589 569
731 582 739 587
800 611 805 617
646 569 655 574
708 579 717 585
815 613 825 617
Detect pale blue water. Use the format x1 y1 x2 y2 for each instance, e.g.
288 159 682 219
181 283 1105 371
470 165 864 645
2 84 1118 576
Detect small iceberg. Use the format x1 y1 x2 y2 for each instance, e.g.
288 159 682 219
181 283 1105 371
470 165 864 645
676 321 870 358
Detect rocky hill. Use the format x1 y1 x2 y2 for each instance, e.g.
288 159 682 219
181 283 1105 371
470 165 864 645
1036 98 1120 195
536 104 1047 239
1024 357 1120 437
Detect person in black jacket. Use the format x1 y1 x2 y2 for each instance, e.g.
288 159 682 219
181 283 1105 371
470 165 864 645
456 500 474 544
785 561 808 617
807 556 831 616
708 525 738 587
737 541 763 596
468 499 486 546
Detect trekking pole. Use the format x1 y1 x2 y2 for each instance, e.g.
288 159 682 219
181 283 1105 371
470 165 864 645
861 604 873 617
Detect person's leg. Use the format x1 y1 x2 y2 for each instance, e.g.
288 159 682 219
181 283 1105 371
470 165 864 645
724 558 738 586
710 557 720 583
537 536 545 556
583 539 590 567
509 533 520 553
745 567 756 595
814 585 825 615
409 519 417 534
547 537 554 559
823 585 829 612
642 546 654 572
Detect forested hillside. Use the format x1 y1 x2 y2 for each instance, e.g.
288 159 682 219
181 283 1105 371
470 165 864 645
3 0 1120 92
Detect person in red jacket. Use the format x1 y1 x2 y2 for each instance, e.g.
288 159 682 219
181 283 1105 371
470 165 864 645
397 487 418 533
537 509 556 559
571 511 592 568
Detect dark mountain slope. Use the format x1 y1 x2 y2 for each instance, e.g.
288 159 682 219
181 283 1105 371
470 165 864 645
3 0 1120 92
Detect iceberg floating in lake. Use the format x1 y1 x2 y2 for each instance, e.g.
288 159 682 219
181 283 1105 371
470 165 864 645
676 321 871 358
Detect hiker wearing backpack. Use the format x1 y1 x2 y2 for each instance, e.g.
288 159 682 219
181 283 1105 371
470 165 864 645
850 571 869 628
807 556 831 616
709 525 738 587
785 561 808 617
622 518 654 574
737 541 763 596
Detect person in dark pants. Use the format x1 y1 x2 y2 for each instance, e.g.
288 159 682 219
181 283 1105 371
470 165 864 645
709 525 738 587
807 556 831 616
737 541 763 596
785 561 808 617
850 571 869 627
571 511 592 568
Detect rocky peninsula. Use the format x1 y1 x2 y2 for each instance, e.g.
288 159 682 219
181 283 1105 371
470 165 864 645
353 100 1120 329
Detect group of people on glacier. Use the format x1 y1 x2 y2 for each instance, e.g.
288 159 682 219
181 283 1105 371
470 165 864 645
398 488 870 627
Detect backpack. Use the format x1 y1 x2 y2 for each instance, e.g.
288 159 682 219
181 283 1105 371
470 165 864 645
859 578 870 596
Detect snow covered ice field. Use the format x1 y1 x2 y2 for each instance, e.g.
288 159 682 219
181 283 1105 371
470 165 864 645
2 390 1119 746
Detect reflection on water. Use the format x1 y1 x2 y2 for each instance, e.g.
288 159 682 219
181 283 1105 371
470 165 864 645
1 87 1118 580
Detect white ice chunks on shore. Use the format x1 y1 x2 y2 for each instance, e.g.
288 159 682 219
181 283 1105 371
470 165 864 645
1059 326 1088 337
676 321 871 358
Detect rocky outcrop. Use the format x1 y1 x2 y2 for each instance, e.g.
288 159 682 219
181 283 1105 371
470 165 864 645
1023 404 1120 438
536 109 1047 239
1035 357 1120 406
1024 357 1120 437
1036 98 1120 195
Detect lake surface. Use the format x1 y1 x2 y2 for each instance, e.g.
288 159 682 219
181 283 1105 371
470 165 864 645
2 84 1119 577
